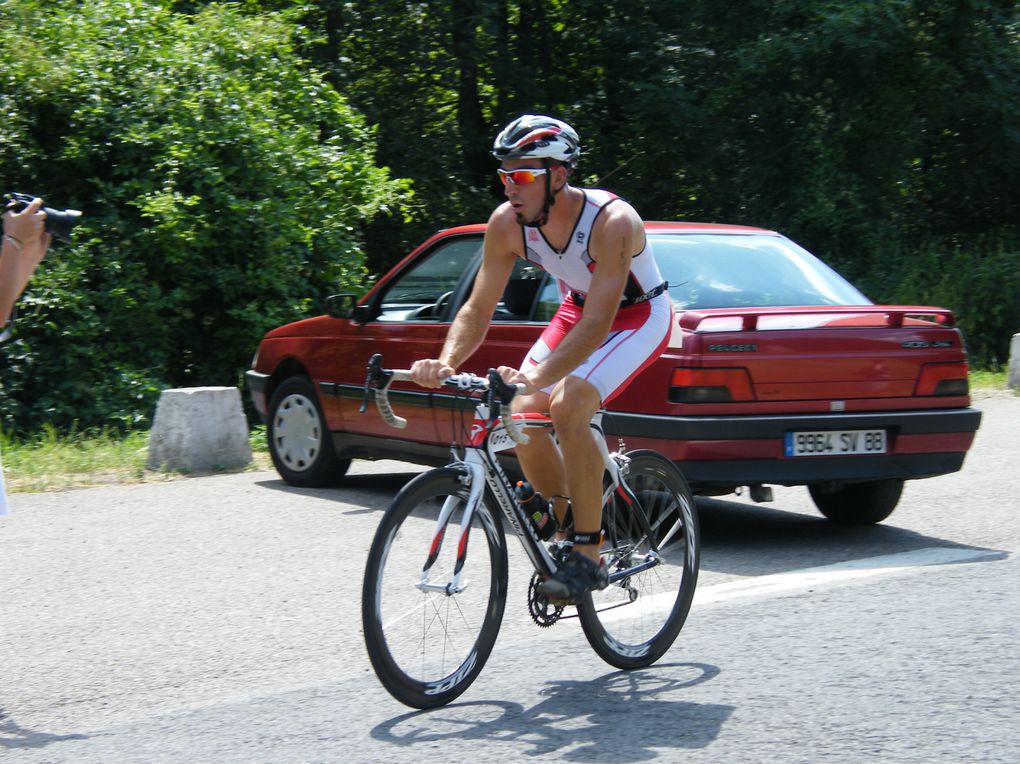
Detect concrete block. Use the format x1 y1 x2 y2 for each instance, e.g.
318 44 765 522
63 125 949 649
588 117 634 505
147 387 252 472
1010 333 1020 390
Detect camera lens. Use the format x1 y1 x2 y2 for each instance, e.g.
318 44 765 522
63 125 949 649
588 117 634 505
43 207 83 244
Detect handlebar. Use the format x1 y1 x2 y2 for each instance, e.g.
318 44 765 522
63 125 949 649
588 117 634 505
360 354 530 445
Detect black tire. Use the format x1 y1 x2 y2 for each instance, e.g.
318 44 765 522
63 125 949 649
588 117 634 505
577 450 700 670
362 468 508 708
267 376 350 487
809 479 904 525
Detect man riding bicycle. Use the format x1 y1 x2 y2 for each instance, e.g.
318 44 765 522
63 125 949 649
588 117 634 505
410 115 671 601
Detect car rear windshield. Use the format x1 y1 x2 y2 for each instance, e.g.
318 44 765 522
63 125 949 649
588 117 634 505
652 233 871 310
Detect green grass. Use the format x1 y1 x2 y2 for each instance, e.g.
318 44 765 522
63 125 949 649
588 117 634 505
969 368 1010 391
1 374 1013 494
2 425 151 493
2 425 270 494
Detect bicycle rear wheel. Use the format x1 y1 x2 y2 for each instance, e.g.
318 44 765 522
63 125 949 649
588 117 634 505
362 467 508 708
577 450 700 669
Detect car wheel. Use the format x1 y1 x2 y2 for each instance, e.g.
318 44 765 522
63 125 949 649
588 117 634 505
267 376 351 487
808 479 904 525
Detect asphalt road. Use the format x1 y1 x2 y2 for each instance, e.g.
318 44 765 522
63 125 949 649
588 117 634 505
1 393 1017 763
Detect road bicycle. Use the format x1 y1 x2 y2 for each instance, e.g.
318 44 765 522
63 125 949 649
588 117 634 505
360 354 700 709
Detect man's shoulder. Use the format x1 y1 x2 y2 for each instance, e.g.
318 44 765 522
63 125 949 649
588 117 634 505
587 192 644 259
488 201 518 227
592 194 642 233
484 203 524 256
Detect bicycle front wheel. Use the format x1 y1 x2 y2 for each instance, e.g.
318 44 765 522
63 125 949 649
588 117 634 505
362 467 508 708
577 450 700 669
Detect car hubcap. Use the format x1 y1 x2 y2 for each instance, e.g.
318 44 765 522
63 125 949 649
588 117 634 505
273 393 321 471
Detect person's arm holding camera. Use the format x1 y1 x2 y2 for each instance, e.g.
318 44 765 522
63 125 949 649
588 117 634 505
1 197 52 515
1 196 50 324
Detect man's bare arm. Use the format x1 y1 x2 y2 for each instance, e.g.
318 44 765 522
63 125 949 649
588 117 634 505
410 205 520 386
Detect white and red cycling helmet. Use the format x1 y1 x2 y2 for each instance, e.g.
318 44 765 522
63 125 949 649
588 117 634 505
491 115 580 168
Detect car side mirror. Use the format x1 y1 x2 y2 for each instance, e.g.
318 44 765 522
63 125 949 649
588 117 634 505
326 293 377 324
326 294 356 319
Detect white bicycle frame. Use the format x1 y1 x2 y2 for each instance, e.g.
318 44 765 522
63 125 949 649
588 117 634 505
371 369 664 597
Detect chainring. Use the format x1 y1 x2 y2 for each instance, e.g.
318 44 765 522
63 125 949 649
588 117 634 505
527 572 564 627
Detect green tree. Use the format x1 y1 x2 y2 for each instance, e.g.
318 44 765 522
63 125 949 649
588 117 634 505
0 0 410 434
290 0 1020 362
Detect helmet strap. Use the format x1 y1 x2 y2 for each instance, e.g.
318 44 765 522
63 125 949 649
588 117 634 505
524 159 556 229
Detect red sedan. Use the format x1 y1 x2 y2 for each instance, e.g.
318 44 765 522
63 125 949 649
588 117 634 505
247 222 981 524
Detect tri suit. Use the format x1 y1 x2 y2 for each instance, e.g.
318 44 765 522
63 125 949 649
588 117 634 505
517 188 672 403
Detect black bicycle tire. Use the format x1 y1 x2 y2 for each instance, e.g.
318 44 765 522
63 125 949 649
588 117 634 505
576 450 700 669
362 467 509 708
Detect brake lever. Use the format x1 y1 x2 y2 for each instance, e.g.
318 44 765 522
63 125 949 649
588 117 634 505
360 353 393 413
484 369 530 445
485 368 516 420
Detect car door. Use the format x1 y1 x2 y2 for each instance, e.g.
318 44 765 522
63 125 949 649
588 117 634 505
327 233 484 445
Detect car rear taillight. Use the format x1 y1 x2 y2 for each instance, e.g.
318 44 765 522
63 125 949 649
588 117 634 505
669 368 754 403
915 362 970 396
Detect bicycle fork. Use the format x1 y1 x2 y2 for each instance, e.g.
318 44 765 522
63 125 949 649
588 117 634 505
416 462 486 596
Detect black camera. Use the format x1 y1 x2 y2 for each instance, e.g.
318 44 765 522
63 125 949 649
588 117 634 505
4 192 83 244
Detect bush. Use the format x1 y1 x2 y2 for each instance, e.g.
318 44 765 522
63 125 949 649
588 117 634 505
0 0 410 435
860 239 1020 369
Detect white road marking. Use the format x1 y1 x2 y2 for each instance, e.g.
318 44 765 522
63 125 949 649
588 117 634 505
510 546 1004 626
693 546 1002 607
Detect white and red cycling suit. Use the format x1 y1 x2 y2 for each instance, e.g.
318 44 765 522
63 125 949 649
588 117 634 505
517 188 672 404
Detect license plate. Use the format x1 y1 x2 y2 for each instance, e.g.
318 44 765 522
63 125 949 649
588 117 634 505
784 429 887 457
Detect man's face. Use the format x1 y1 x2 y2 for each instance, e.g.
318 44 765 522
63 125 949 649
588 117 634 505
499 159 563 226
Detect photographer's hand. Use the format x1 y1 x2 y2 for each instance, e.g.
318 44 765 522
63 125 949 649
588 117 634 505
1 196 51 322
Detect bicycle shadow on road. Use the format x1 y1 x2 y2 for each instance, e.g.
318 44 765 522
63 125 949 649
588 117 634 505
370 663 733 759
0 710 87 751
694 496 1005 578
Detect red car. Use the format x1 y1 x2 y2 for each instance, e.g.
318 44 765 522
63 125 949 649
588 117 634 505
246 222 981 524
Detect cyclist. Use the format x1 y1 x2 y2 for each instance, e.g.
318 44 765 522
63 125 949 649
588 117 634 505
410 114 671 601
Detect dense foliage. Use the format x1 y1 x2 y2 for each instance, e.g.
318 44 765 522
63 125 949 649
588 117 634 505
2 0 1018 437
316 0 1020 364
0 0 409 434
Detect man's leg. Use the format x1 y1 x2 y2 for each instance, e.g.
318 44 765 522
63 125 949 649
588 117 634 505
533 375 610 603
547 376 603 562
511 391 571 526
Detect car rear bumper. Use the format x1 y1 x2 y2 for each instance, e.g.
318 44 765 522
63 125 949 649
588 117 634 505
602 407 982 488
602 407 982 441
669 452 967 487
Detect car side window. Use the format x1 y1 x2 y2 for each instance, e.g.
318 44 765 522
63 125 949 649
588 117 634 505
376 237 482 322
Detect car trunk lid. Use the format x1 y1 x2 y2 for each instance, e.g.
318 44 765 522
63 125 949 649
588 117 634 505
672 306 969 403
